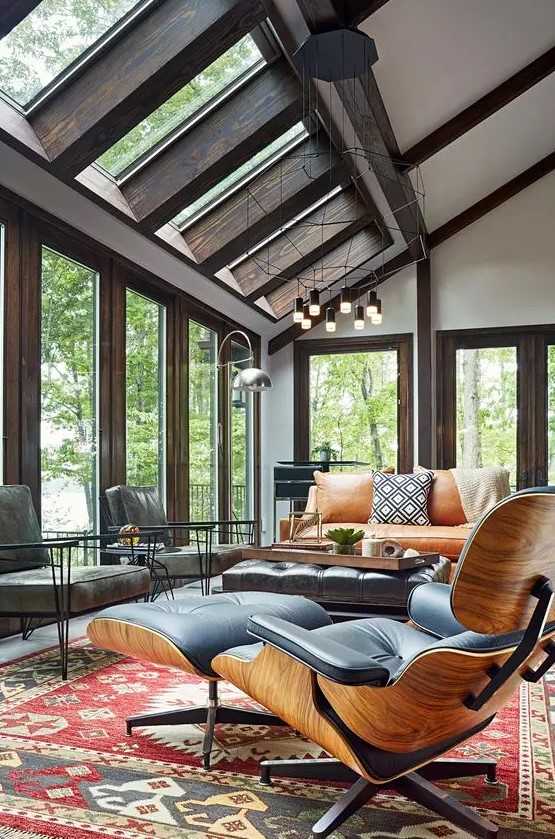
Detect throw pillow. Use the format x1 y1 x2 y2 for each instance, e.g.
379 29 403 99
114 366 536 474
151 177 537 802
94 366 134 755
370 471 433 526
414 465 467 526
314 470 374 524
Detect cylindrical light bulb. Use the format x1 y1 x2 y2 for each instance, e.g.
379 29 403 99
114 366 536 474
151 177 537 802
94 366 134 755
366 289 378 316
293 296 304 323
309 288 320 316
325 306 336 333
354 304 365 330
301 304 312 330
371 298 382 324
340 286 351 314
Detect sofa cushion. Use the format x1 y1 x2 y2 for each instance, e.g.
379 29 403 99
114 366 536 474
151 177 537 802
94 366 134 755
370 472 432 526
314 470 374 524
414 466 467 526
289 522 468 562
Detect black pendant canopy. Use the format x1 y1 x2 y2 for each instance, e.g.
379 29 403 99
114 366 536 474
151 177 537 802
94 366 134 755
294 27 378 82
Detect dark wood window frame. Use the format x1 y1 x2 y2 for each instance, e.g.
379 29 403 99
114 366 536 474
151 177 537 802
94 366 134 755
0 184 261 528
294 334 414 474
437 324 555 488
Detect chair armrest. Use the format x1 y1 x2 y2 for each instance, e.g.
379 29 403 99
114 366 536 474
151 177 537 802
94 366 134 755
0 538 80 552
407 582 467 638
247 615 389 686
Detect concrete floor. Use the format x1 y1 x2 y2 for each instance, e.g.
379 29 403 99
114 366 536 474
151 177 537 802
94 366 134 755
0 576 222 666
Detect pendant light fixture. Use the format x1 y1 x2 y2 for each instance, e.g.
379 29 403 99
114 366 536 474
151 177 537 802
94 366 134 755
366 289 378 316
325 306 336 333
293 296 304 323
371 297 382 324
354 304 365 330
301 304 312 329
340 286 351 314
309 288 320 316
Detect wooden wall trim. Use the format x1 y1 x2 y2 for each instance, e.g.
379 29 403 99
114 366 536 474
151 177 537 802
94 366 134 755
416 258 432 466
0 0 41 38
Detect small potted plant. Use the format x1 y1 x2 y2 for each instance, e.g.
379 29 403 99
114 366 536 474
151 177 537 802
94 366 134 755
325 527 365 556
314 441 335 462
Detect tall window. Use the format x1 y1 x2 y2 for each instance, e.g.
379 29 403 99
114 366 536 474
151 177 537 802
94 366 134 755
547 345 555 486
189 321 218 520
455 347 517 486
40 246 99 539
230 340 254 520
295 337 413 473
125 289 166 496
0 223 4 484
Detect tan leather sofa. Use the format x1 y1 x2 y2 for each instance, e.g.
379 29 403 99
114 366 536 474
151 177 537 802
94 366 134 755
279 469 472 564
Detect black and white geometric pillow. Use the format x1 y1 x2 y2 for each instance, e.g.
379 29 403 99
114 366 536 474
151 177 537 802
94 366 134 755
370 471 433 526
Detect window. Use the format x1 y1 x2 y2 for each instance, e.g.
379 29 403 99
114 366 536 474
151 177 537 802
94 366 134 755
547 344 555 485
97 34 264 179
230 340 254 520
40 246 99 549
0 0 143 107
294 336 413 473
173 122 308 229
0 223 4 483
125 289 166 497
188 321 218 520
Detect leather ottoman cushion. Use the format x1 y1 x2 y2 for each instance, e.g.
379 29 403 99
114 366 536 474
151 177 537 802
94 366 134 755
222 558 451 609
0 564 151 614
88 591 331 678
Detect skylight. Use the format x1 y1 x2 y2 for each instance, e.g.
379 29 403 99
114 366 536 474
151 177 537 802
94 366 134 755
0 0 143 106
172 122 308 230
97 34 264 179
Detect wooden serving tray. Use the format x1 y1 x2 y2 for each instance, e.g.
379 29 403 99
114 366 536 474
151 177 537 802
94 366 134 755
242 545 440 571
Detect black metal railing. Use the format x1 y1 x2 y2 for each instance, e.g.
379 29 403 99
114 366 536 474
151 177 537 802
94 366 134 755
42 530 95 566
189 483 246 522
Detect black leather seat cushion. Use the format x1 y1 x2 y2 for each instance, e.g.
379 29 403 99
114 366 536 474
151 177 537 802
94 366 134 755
223 558 451 608
92 592 331 678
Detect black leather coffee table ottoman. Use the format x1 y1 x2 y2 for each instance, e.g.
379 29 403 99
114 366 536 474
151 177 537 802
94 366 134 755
222 557 451 619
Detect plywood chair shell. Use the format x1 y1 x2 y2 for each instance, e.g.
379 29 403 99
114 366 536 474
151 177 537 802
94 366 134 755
88 616 213 680
319 628 555 753
213 644 370 778
451 492 555 633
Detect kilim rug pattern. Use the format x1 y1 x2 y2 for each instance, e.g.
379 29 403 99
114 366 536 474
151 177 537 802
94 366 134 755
0 639 553 839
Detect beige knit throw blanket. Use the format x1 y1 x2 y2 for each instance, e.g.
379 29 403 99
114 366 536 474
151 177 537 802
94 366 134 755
450 467 511 525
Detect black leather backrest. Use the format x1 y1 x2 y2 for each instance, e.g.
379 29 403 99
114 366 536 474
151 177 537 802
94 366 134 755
105 485 171 546
0 485 49 572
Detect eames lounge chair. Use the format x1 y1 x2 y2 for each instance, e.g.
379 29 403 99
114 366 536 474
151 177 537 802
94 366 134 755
213 487 555 839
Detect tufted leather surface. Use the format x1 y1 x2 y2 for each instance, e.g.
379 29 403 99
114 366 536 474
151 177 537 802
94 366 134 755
223 557 451 608
89 592 332 678
0 564 150 613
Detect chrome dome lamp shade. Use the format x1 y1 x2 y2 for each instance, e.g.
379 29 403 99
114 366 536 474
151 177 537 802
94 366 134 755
217 330 272 392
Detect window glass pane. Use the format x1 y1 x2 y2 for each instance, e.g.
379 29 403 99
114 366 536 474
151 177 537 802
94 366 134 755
231 341 254 522
548 345 555 485
309 350 398 468
456 347 517 487
0 0 141 106
173 123 307 228
40 246 99 563
0 223 4 484
125 289 166 498
97 34 263 178
189 321 218 520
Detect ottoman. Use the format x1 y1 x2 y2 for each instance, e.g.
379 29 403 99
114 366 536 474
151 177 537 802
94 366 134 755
87 591 331 767
222 557 452 619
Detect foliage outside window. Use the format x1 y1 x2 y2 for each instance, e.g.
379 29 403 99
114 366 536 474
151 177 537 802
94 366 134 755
0 0 140 106
172 123 308 228
189 321 218 521
125 289 166 496
40 246 99 559
455 347 517 486
98 34 263 178
309 350 398 469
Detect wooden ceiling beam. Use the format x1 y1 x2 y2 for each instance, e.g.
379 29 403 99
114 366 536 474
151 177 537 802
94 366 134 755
429 150 555 249
31 0 266 177
123 59 302 231
267 247 414 353
0 0 41 37
184 134 349 273
403 46 555 169
265 222 384 315
232 186 366 296
296 0 390 28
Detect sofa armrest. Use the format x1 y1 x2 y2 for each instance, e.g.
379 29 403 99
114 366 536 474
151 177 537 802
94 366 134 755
407 582 467 638
247 615 389 686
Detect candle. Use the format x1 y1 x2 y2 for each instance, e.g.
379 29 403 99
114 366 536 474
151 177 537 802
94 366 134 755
362 536 384 557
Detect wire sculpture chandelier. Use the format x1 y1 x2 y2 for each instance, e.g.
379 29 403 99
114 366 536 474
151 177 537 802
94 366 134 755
236 22 427 331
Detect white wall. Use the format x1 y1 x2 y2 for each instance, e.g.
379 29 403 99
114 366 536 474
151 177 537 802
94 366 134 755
262 170 555 536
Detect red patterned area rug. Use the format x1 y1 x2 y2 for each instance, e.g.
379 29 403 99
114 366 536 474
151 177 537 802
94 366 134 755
0 639 553 839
